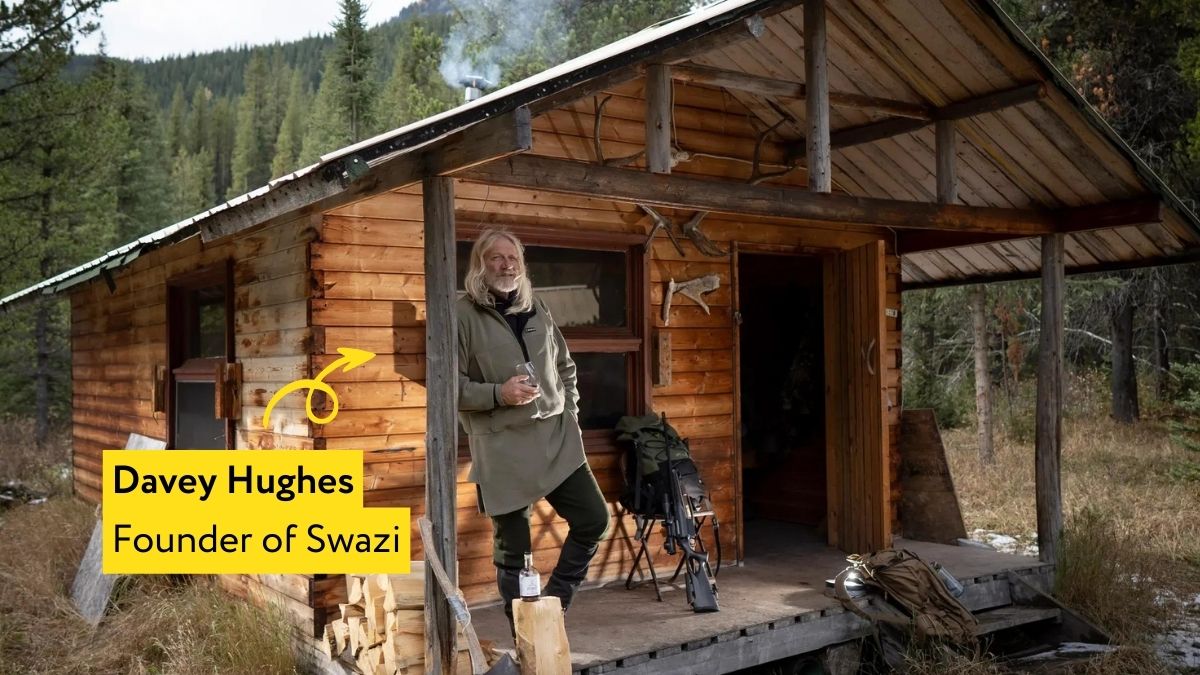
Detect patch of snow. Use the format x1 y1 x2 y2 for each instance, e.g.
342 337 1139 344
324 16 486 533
1156 590 1200 670
967 529 1039 556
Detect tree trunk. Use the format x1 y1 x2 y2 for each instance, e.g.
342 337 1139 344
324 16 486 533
972 286 994 465
1152 272 1170 401
35 155 53 449
1110 294 1139 423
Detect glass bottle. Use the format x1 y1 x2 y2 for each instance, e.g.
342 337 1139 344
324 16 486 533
515 361 553 419
519 552 540 602
932 561 965 597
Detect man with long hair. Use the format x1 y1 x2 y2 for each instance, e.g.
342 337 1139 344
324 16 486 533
456 228 609 631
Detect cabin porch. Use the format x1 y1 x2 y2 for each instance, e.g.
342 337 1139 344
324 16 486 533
470 524 1055 674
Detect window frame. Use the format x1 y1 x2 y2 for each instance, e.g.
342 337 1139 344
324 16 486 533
456 225 650 454
166 262 234 449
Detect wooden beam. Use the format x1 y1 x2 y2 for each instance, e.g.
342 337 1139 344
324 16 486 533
898 197 1163 253
423 176 458 674
670 63 931 119
1035 233 1064 565
830 82 1047 150
198 107 532 243
1058 197 1162 232
463 155 1058 234
936 120 957 204
645 64 673 174
805 0 831 193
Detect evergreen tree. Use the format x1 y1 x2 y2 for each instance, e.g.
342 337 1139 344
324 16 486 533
209 96 236 201
299 58 350 164
170 148 215 220
111 63 172 241
272 72 310 178
227 52 275 199
332 0 378 140
164 82 187 156
186 84 211 156
379 21 457 130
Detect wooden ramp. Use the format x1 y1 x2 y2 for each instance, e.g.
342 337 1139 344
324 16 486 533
470 529 1054 674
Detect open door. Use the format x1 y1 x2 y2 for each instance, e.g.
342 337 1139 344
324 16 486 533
823 240 890 553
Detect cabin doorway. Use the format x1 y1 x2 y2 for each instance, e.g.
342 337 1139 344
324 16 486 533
735 252 826 552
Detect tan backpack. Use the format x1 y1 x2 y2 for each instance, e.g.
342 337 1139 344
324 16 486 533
834 548 978 644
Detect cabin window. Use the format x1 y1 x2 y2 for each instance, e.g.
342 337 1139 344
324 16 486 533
457 238 645 447
168 265 233 449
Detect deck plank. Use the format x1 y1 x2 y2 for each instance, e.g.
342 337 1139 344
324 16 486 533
469 527 1052 673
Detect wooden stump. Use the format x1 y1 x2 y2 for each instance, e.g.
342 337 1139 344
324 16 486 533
513 597 571 675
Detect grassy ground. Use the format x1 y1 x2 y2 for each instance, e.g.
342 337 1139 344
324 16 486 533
0 425 311 674
939 372 1200 672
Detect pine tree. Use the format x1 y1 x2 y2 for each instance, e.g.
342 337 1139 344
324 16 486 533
170 149 216 220
0 0 116 439
111 64 172 241
186 85 211 156
379 21 457 130
332 0 378 140
272 72 310 178
164 83 187 156
209 96 236 201
300 59 351 164
227 52 275 199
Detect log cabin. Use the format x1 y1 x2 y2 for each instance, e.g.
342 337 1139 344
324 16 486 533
5 0 1200 671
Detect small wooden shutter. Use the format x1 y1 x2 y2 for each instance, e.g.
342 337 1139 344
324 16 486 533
823 240 890 553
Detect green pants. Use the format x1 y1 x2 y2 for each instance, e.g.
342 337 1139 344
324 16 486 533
490 462 609 569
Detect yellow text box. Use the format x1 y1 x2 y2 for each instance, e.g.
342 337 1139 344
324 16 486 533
102 450 410 574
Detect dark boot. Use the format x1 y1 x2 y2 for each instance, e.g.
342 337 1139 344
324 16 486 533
496 566 521 640
542 536 598 613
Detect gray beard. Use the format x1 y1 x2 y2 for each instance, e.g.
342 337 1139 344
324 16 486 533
488 276 518 294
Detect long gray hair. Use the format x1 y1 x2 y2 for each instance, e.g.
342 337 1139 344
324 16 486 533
463 228 534 314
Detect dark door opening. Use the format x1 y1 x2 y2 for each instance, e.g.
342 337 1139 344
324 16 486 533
737 253 826 547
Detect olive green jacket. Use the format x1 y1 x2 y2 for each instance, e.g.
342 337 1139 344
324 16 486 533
456 294 586 516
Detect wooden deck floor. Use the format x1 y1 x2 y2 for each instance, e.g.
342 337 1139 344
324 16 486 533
470 523 1054 674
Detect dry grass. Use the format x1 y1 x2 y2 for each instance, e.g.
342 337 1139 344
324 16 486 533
0 417 72 497
939 371 1200 670
943 373 1200 581
0 498 310 674
898 641 1006 675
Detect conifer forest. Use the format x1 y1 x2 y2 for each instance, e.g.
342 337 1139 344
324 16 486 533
2 0 1200 470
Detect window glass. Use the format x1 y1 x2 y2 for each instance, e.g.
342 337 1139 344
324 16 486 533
190 287 226 359
456 242 626 327
174 381 225 449
573 353 628 430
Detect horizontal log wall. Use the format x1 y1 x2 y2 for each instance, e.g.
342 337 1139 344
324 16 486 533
69 215 318 633
316 77 905 605
69 215 316 502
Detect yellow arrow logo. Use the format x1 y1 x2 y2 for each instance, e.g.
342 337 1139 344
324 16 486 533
262 347 376 429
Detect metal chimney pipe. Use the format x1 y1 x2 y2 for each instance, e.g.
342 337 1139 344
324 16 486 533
459 75 492 103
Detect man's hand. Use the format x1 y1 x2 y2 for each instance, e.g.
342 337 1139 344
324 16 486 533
499 375 540 406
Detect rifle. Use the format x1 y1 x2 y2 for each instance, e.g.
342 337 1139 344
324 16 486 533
662 437 719 613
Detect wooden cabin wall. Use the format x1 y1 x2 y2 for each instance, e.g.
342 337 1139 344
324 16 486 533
543 79 907 539
69 213 319 635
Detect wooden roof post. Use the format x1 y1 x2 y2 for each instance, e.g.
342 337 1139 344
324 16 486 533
936 120 957 204
805 0 831 193
423 175 459 674
646 64 672 174
1036 233 1064 563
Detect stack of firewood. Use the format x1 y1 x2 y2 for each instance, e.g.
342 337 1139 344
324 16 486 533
320 565 484 675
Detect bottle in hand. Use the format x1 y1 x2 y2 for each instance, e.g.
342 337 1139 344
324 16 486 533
519 552 541 602
515 361 553 419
